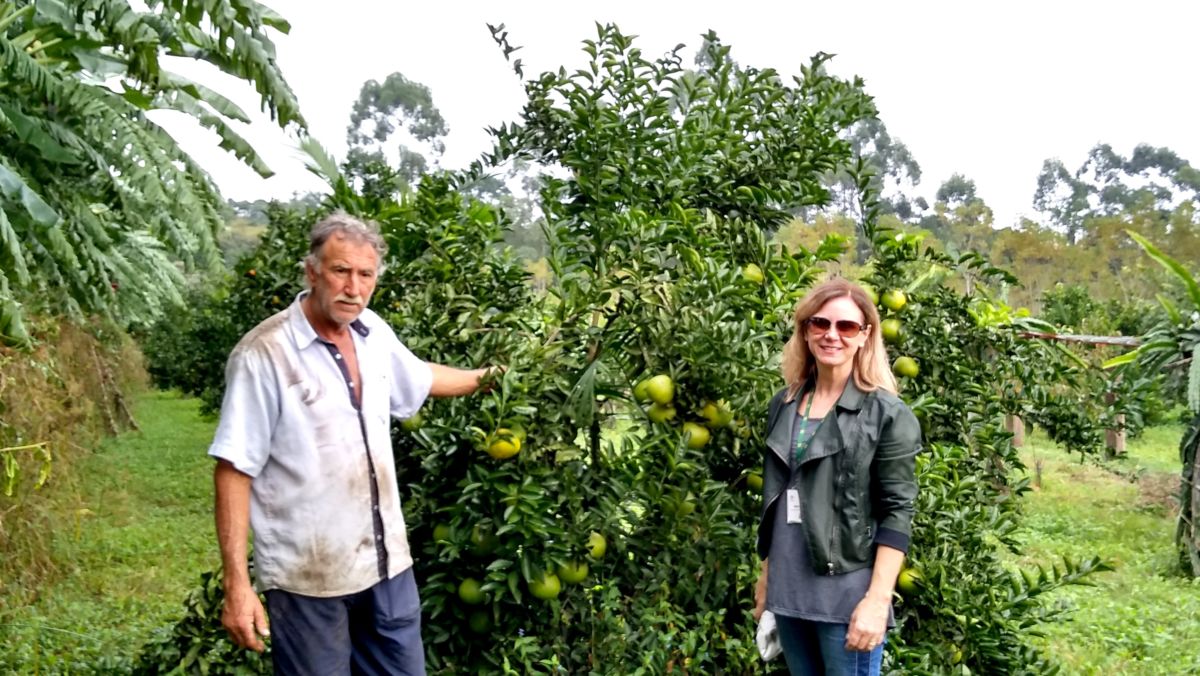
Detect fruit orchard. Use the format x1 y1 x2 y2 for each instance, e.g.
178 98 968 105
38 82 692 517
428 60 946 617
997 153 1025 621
136 25 1117 675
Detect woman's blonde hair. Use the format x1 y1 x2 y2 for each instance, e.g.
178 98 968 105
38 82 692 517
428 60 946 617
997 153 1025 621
781 278 897 400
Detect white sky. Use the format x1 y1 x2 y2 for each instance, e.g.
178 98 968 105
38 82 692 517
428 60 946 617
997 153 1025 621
155 0 1200 229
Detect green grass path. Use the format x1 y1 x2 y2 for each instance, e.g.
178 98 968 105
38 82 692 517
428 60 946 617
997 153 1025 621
0 390 219 673
1014 426 1200 675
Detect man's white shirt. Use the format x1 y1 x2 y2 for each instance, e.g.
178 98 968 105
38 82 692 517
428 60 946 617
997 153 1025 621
209 293 432 597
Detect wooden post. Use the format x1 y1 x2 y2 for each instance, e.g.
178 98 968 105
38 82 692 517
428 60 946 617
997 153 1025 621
1104 391 1125 457
1105 415 1126 457
1005 415 1024 447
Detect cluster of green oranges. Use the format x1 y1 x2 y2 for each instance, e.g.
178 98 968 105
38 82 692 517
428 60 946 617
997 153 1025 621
400 411 527 462
632 374 737 451
868 286 919 380
633 373 762 492
447 529 608 625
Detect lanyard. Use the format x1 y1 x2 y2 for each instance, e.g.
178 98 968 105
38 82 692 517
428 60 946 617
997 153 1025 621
793 392 821 466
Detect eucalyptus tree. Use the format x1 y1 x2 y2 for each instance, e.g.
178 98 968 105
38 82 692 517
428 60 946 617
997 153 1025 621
1034 143 1200 244
0 0 303 343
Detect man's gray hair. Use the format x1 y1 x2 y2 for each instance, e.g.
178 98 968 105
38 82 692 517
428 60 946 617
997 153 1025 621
304 211 388 273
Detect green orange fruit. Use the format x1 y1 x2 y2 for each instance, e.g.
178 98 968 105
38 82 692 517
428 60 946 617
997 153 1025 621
400 410 423 431
458 578 485 605
468 610 492 633
486 428 521 460
742 263 765 284
746 472 763 491
893 356 919 378
699 400 734 428
881 288 908 312
896 567 922 595
682 422 711 449
645 374 675 405
587 531 607 559
880 318 903 344
556 560 589 584
647 403 676 424
432 523 451 543
470 525 499 556
528 572 562 601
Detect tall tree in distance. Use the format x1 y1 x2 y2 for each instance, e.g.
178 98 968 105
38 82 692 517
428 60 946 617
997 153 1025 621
344 72 448 195
1034 143 1200 243
936 172 979 206
820 118 923 262
0 0 303 343
920 173 996 260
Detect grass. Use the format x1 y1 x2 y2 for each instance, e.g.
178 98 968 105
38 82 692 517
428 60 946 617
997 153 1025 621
1013 424 1200 675
0 390 219 673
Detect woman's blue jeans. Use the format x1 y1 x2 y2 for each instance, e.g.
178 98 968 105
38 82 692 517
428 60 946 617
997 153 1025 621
775 615 885 676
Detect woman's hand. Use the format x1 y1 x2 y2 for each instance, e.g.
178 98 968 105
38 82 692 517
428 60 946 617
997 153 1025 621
753 560 768 621
845 591 889 652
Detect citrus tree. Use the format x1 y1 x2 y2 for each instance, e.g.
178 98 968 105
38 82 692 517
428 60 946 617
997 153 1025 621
0 0 303 344
863 231 1111 673
356 25 871 673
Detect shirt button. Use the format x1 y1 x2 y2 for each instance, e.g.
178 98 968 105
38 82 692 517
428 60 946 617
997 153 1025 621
376 534 383 541
335 354 342 360
373 505 379 511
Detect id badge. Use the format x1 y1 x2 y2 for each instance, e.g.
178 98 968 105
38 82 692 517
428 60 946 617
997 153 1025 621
785 489 802 524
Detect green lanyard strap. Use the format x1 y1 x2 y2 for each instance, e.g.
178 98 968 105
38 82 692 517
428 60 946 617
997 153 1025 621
793 392 820 466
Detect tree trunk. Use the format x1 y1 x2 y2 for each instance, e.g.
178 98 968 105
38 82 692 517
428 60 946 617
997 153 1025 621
1005 415 1024 447
1105 414 1126 458
1189 449 1200 577
1181 417 1200 577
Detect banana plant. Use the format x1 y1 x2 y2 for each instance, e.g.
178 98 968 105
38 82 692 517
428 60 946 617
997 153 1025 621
1105 230 1200 575
0 0 305 344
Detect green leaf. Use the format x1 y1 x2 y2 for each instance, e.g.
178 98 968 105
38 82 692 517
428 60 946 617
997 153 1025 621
300 135 343 186
0 209 30 285
0 162 60 226
196 112 274 177
1127 229 1200 310
161 71 251 122
565 359 598 428
1101 351 1138 369
121 84 155 109
1156 293 1182 324
0 103 80 163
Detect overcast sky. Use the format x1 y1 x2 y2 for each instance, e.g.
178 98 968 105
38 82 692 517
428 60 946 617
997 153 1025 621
155 0 1200 229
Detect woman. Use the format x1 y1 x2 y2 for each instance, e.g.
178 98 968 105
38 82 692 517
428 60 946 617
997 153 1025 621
753 278 921 675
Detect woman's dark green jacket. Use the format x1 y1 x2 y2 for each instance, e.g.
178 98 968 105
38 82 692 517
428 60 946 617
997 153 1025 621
757 380 922 575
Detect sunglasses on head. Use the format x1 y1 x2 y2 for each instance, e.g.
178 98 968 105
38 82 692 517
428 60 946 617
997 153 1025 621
803 316 868 338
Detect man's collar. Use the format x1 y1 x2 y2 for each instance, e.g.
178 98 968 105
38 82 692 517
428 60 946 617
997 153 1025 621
289 291 371 349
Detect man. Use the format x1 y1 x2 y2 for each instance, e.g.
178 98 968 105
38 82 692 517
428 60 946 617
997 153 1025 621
210 212 494 674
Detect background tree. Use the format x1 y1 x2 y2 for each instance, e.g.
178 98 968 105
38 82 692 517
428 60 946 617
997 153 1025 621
821 118 924 262
0 0 303 343
1033 143 1200 243
344 72 448 194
